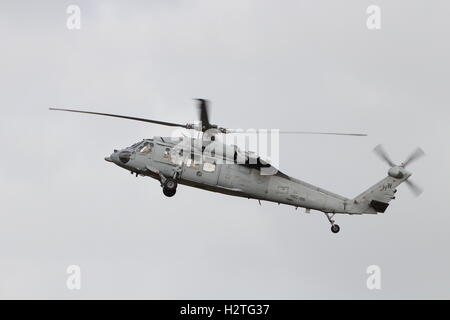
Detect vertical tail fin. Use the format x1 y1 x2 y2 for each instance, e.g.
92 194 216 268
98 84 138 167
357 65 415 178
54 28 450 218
350 173 409 214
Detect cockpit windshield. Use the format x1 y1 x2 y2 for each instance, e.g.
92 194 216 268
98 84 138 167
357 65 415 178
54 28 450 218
128 140 154 154
129 141 142 149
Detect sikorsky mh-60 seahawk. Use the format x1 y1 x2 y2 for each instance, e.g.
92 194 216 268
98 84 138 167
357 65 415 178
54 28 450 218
50 99 424 233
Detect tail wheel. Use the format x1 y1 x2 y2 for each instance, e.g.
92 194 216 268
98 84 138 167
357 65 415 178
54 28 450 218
331 224 340 233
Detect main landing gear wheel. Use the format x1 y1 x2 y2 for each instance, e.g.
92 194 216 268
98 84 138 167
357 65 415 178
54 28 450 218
162 178 177 197
331 224 340 233
164 178 177 191
163 187 176 197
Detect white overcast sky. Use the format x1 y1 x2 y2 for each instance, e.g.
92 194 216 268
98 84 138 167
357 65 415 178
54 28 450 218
0 0 449 299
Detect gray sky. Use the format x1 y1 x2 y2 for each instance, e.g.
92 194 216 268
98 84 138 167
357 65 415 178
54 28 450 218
0 0 449 299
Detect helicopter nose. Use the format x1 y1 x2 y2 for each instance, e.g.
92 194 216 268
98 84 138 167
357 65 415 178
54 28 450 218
106 150 119 163
105 150 131 164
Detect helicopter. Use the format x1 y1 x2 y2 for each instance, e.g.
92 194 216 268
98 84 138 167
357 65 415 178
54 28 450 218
50 99 424 233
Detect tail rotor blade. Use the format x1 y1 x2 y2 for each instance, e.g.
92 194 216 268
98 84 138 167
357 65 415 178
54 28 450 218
405 179 423 197
403 147 425 167
373 144 395 167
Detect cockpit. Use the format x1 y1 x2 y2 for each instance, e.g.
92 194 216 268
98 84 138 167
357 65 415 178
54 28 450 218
128 140 154 154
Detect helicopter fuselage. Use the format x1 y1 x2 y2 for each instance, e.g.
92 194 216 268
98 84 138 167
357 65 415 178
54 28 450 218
105 136 408 218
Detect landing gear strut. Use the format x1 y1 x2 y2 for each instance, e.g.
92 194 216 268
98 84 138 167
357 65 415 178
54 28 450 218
158 169 181 198
324 213 340 234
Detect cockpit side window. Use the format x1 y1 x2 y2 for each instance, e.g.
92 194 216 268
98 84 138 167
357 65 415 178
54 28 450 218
138 142 153 154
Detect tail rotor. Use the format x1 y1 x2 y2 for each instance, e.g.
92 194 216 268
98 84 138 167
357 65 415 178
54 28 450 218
373 144 425 197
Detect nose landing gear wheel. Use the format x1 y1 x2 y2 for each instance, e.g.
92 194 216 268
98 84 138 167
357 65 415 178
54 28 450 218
331 224 340 233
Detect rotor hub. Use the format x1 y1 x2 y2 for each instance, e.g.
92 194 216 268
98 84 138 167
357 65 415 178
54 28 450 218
388 166 410 179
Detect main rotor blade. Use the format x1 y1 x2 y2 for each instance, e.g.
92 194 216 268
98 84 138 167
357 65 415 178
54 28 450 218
225 129 367 136
278 131 367 136
49 108 187 128
405 179 423 197
403 147 425 167
195 99 210 130
373 144 395 167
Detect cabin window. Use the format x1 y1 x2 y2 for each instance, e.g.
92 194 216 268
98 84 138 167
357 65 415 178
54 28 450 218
193 154 202 167
203 162 216 172
185 153 201 169
163 147 171 159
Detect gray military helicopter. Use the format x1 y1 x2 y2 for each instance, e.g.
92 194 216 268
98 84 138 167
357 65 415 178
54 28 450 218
50 99 424 233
